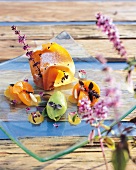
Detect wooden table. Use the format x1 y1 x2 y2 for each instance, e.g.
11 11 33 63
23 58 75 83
0 1 136 170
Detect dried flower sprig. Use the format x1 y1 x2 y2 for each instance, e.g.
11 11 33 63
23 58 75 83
11 25 42 77
96 13 127 58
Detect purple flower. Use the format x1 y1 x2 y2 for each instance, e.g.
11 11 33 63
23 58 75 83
23 44 30 50
78 97 92 115
11 25 16 30
39 91 44 97
96 13 127 57
26 107 31 113
10 99 17 106
93 100 108 119
26 51 33 57
104 87 121 108
15 30 20 35
53 123 60 128
18 35 26 44
78 98 108 124
24 78 28 82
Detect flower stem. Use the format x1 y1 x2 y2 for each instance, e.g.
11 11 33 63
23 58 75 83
97 125 108 170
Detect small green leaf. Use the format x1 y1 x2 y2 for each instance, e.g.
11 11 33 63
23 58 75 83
72 114 77 122
103 137 115 150
42 107 48 118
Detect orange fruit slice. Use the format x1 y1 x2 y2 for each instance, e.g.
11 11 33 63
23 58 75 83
4 85 22 104
4 81 41 106
71 80 100 106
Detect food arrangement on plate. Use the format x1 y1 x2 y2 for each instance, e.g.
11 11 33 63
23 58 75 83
4 26 101 125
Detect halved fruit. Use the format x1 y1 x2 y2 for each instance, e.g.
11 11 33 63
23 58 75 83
4 81 41 106
70 80 100 106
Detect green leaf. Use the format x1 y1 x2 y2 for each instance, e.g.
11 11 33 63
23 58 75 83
72 114 77 122
42 107 48 118
112 146 129 170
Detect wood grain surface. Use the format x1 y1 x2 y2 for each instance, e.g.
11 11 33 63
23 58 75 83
0 1 136 22
1 24 136 62
0 139 136 170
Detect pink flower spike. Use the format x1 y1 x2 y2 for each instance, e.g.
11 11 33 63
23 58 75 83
10 99 17 106
96 13 127 57
53 123 60 128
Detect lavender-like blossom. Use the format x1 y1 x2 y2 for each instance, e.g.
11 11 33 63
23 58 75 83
96 13 127 57
11 25 16 30
11 25 42 77
18 35 26 44
93 100 108 119
78 97 92 115
26 51 33 58
23 44 30 50
104 87 121 108
15 30 20 35
78 98 108 124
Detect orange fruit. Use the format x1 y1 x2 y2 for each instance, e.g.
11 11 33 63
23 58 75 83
29 42 75 90
71 80 100 106
13 81 34 94
4 81 41 106
4 85 22 104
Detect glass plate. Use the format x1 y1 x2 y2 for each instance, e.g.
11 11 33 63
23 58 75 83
0 31 135 162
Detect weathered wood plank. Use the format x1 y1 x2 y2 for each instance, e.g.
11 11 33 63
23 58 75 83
0 2 136 22
0 39 135 62
0 139 135 170
0 24 135 62
1 25 136 40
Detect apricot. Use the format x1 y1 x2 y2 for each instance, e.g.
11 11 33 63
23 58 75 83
4 81 41 106
70 80 100 106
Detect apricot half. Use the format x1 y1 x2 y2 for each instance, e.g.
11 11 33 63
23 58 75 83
69 80 100 106
4 81 41 106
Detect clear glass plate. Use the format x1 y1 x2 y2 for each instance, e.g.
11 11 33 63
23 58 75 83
0 31 135 162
